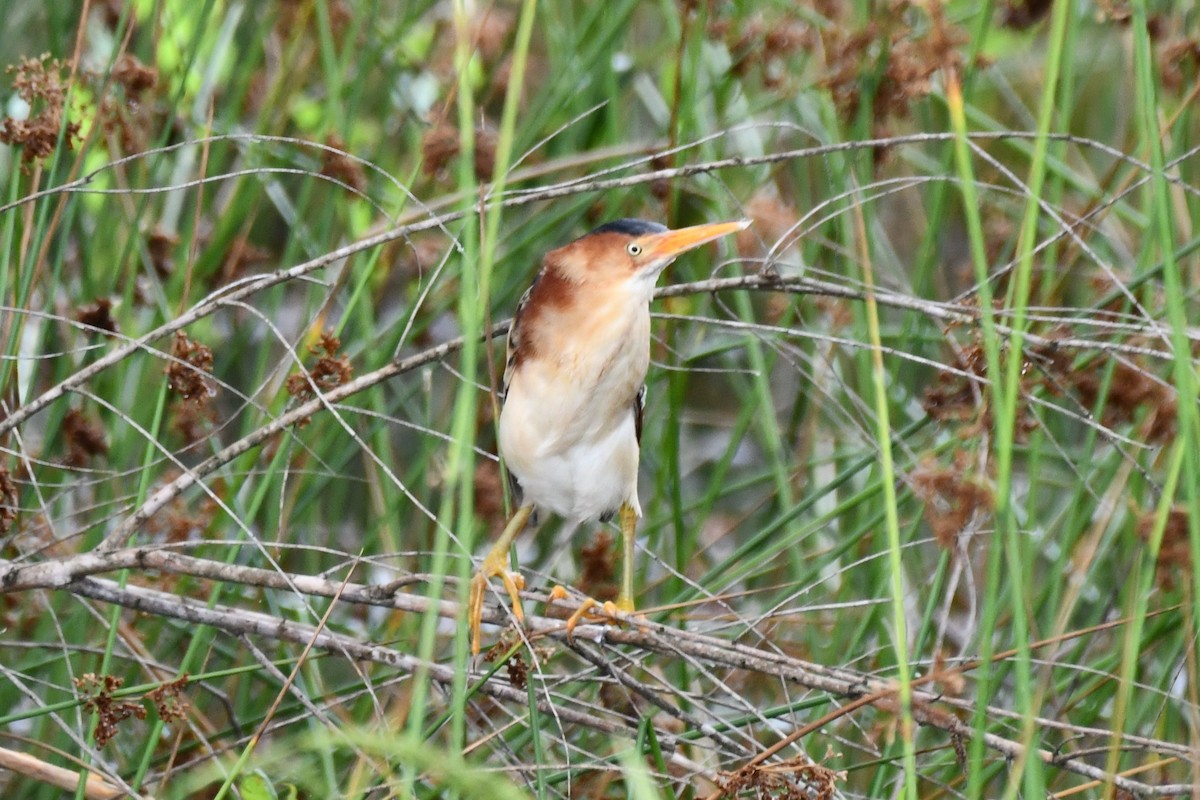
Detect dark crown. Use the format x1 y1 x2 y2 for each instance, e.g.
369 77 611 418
587 218 668 237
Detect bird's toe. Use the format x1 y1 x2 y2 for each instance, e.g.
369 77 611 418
549 587 640 642
469 562 527 655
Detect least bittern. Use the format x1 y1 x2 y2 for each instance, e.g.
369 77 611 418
469 217 750 653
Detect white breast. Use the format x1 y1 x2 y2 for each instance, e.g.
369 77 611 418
500 387 640 523
498 296 648 524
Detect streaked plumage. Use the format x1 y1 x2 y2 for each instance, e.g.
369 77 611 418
469 217 750 653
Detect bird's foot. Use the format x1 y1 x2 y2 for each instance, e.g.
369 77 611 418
547 586 643 642
469 553 526 655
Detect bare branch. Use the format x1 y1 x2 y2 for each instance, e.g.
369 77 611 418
1 549 1191 796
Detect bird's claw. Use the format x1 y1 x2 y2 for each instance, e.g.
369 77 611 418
469 557 526 655
547 586 640 642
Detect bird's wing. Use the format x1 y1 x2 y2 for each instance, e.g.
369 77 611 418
634 383 646 446
500 278 537 508
501 280 536 406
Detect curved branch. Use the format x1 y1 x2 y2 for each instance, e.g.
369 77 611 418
1 548 1191 796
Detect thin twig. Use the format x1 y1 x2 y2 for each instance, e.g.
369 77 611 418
2 550 1191 796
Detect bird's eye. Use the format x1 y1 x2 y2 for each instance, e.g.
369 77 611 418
626 242 642 257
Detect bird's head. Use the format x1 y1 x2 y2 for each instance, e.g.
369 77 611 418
547 218 750 291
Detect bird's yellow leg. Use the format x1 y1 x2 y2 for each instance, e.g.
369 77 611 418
547 501 641 642
615 501 638 613
469 504 533 655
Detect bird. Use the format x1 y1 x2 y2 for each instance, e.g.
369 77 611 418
469 216 750 654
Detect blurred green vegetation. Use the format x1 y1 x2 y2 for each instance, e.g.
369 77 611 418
2 1 1199 798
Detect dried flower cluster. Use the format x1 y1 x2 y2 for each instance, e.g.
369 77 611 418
76 298 118 334
286 330 354 425
75 674 147 747
912 458 994 550
0 54 80 162
0 467 17 534
717 753 844 800
1137 507 1192 590
63 408 108 467
165 331 215 402
164 332 218 443
820 2 969 136
75 673 189 746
